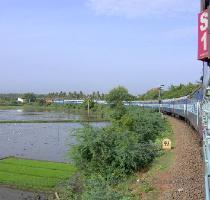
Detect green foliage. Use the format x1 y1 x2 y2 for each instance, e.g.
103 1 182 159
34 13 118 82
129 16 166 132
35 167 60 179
106 86 134 107
120 108 166 142
82 175 132 200
82 98 95 110
110 103 127 120
71 107 165 182
23 93 37 103
138 88 159 100
0 96 21 107
47 90 106 100
59 174 133 200
106 86 135 121
139 82 200 100
59 174 83 200
161 83 199 99
38 98 46 106
68 87 167 199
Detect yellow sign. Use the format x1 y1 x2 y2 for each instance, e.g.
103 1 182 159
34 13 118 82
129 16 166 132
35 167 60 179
162 139 172 150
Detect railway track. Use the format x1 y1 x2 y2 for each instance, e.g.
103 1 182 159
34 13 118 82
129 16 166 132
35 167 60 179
126 57 210 199
155 116 204 200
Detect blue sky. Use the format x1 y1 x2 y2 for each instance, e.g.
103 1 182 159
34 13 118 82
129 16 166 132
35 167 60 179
0 0 202 95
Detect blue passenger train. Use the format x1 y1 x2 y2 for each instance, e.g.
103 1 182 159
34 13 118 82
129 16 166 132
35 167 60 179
132 86 204 137
128 63 210 199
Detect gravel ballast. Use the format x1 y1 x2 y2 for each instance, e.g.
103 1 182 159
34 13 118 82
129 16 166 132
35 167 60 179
156 116 205 200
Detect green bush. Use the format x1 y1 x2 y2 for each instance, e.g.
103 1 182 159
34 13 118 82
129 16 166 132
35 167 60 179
59 174 133 200
110 103 127 120
82 175 132 200
59 174 83 200
139 82 199 100
69 102 167 199
106 86 133 108
71 108 165 181
120 108 166 142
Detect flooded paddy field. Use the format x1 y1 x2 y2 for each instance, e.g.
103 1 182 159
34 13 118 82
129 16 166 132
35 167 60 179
0 123 79 162
0 110 107 162
0 109 80 121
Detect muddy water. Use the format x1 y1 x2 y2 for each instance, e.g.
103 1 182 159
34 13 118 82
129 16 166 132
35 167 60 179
0 109 80 121
0 110 107 162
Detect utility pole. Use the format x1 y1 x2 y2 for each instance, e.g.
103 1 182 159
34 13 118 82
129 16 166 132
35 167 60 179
159 85 164 113
87 96 90 120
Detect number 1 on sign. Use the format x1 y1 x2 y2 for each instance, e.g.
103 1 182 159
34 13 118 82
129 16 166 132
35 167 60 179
201 31 207 51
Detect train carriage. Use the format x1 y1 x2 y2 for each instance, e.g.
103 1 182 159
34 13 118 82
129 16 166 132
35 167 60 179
133 87 204 136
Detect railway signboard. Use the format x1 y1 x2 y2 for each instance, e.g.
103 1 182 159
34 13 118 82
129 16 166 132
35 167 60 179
198 9 209 60
162 139 172 150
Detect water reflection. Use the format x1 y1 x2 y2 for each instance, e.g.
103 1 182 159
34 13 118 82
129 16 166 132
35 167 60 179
0 122 108 162
0 109 80 121
0 110 108 162
0 123 78 162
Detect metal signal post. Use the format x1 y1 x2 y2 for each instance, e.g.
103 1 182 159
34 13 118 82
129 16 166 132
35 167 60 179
199 1 210 199
158 85 164 113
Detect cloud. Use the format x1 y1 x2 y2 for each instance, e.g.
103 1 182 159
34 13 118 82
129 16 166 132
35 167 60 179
87 0 199 18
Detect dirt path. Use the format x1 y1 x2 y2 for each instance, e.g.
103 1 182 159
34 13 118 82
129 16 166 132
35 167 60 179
0 187 49 200
154 116 205 200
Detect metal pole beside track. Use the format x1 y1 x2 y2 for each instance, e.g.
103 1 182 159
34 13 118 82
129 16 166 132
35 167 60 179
159 85 164 113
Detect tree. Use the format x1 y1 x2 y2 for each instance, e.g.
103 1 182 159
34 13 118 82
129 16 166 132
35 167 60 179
23 93 36 103
79 91 84 99
96 91 101 99
106 86 131 107
92 91 96 99
83 97 95 110
105 86 132 120
139 82 200 100
101 93 105 100
138 88 159 100
73 91 77 99
38 99 46 106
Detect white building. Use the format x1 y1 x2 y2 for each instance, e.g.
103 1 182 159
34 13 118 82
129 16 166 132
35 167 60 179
17 98 26 103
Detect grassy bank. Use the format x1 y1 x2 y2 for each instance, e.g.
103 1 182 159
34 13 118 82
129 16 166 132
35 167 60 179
0 105 22 110
116 119 175 199
0 157 77 191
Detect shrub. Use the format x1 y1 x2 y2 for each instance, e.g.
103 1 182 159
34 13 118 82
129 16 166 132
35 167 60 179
59 173 83 200
82 175 132 200
70 106 167 199
71 109 164 181
120 108 166 142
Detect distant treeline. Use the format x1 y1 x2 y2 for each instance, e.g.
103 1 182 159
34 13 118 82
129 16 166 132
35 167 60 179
138 82 200 100
0 90 137 102
0 82 200 104
0 91 107 100
0 93 23 99
47 91 106 100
